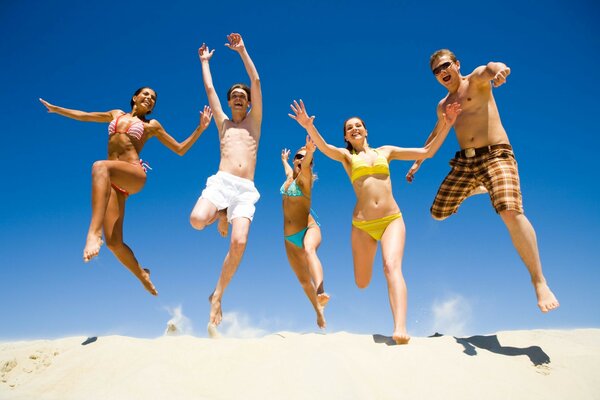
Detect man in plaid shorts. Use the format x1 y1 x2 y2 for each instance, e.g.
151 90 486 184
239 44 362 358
406 49 559 313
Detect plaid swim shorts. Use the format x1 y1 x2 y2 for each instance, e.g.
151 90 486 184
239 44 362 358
430 145 523 220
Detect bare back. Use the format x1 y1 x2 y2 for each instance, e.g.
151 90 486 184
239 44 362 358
441 73 510 149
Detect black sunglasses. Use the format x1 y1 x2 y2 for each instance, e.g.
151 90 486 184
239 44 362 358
432 61 452 76
294 153 305 160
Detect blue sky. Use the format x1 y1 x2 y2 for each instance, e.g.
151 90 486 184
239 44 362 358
1 0 598 340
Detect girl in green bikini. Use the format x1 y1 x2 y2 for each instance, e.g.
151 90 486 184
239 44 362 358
289 99 461 344
280 135 329 329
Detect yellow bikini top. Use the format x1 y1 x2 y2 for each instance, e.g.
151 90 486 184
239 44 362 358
350 149 390 183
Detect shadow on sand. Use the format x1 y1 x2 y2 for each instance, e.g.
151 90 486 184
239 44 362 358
372 334 398 346
372 332 550 365
430 332 550 366
81 337 98 346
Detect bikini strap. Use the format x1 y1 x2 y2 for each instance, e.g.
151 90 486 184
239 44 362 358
113 114 133 133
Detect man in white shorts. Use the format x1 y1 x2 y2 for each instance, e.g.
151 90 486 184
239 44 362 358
190 33 262 334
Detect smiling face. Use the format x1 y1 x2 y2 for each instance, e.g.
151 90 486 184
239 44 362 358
227 88 250 113
343 117 368 149
430 52 460 90
293 149 306 171
131 87 157 115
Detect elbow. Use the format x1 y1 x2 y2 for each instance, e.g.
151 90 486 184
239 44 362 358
421 148 436 160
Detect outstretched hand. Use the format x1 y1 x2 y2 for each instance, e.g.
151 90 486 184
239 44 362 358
198 43 214 62
39 98 56 113
225 33 245 53
199 105 213 130
492 68 510 87
281 148 290 162
443 102 462 126
288 100 315 130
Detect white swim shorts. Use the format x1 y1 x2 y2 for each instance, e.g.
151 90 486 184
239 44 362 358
200 171 260 222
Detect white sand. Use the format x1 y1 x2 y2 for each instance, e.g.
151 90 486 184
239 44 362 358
1 329 599 400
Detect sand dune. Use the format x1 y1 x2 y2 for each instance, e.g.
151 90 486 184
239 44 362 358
1 329 599 400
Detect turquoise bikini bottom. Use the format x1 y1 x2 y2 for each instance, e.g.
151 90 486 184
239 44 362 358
284 221 320 249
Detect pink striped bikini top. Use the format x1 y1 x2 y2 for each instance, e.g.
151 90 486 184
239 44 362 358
108 114 145 141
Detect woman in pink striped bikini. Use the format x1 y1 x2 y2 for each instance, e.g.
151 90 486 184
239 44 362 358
40 88 212 295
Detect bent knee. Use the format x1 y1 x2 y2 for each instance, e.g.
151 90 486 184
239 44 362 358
91 160 108 175
189 214 208 230
104 235 123 251
355 278 370 289
430 210 450 221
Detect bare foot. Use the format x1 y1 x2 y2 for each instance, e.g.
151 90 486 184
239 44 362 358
217 210 228 237
393 330 410 345
535 283 559 313
83 236 103 262
207 322 222 338
317 292 330 307
316 305 326 329
140 268 158 296
208 293 223 326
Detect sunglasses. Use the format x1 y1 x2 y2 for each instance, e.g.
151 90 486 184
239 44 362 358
294 153 305 160
432 61 452 76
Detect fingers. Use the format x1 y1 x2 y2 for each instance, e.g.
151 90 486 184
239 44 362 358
493 71 507 87
225 33 241 48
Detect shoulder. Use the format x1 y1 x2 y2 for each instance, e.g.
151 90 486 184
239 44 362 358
375 145 392 155
436 97 449 116
144 118 164 135
110 109 126 119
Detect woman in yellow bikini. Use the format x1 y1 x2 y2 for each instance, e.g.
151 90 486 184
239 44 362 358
289 99 461 344
280 135 329 329
39 89 212 295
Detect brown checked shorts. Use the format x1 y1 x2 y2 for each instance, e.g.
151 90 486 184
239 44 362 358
430 145 523 220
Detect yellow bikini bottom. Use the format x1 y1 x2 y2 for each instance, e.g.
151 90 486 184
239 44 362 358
352 212 403 241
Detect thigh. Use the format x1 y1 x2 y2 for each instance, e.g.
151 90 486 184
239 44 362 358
303 224 322 251
190 197 219 225
480 151 523 214
103 187 126 242
230 216 251 245
380 217 406 270
101 160 146 195
351 225 378 287
431 161 479 219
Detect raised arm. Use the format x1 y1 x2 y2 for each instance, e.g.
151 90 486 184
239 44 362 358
199 44 227 130
405 102 462 182
147 105 213 156
471 62 511 88
39 98 120 123
299 135 316 180
281 148 294 179
225 33 262 123
288 100 348 163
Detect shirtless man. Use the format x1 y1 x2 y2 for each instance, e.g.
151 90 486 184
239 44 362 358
406 49 559 313
190 33 262 335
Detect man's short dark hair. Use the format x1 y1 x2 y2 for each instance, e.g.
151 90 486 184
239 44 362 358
227 83 251 102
